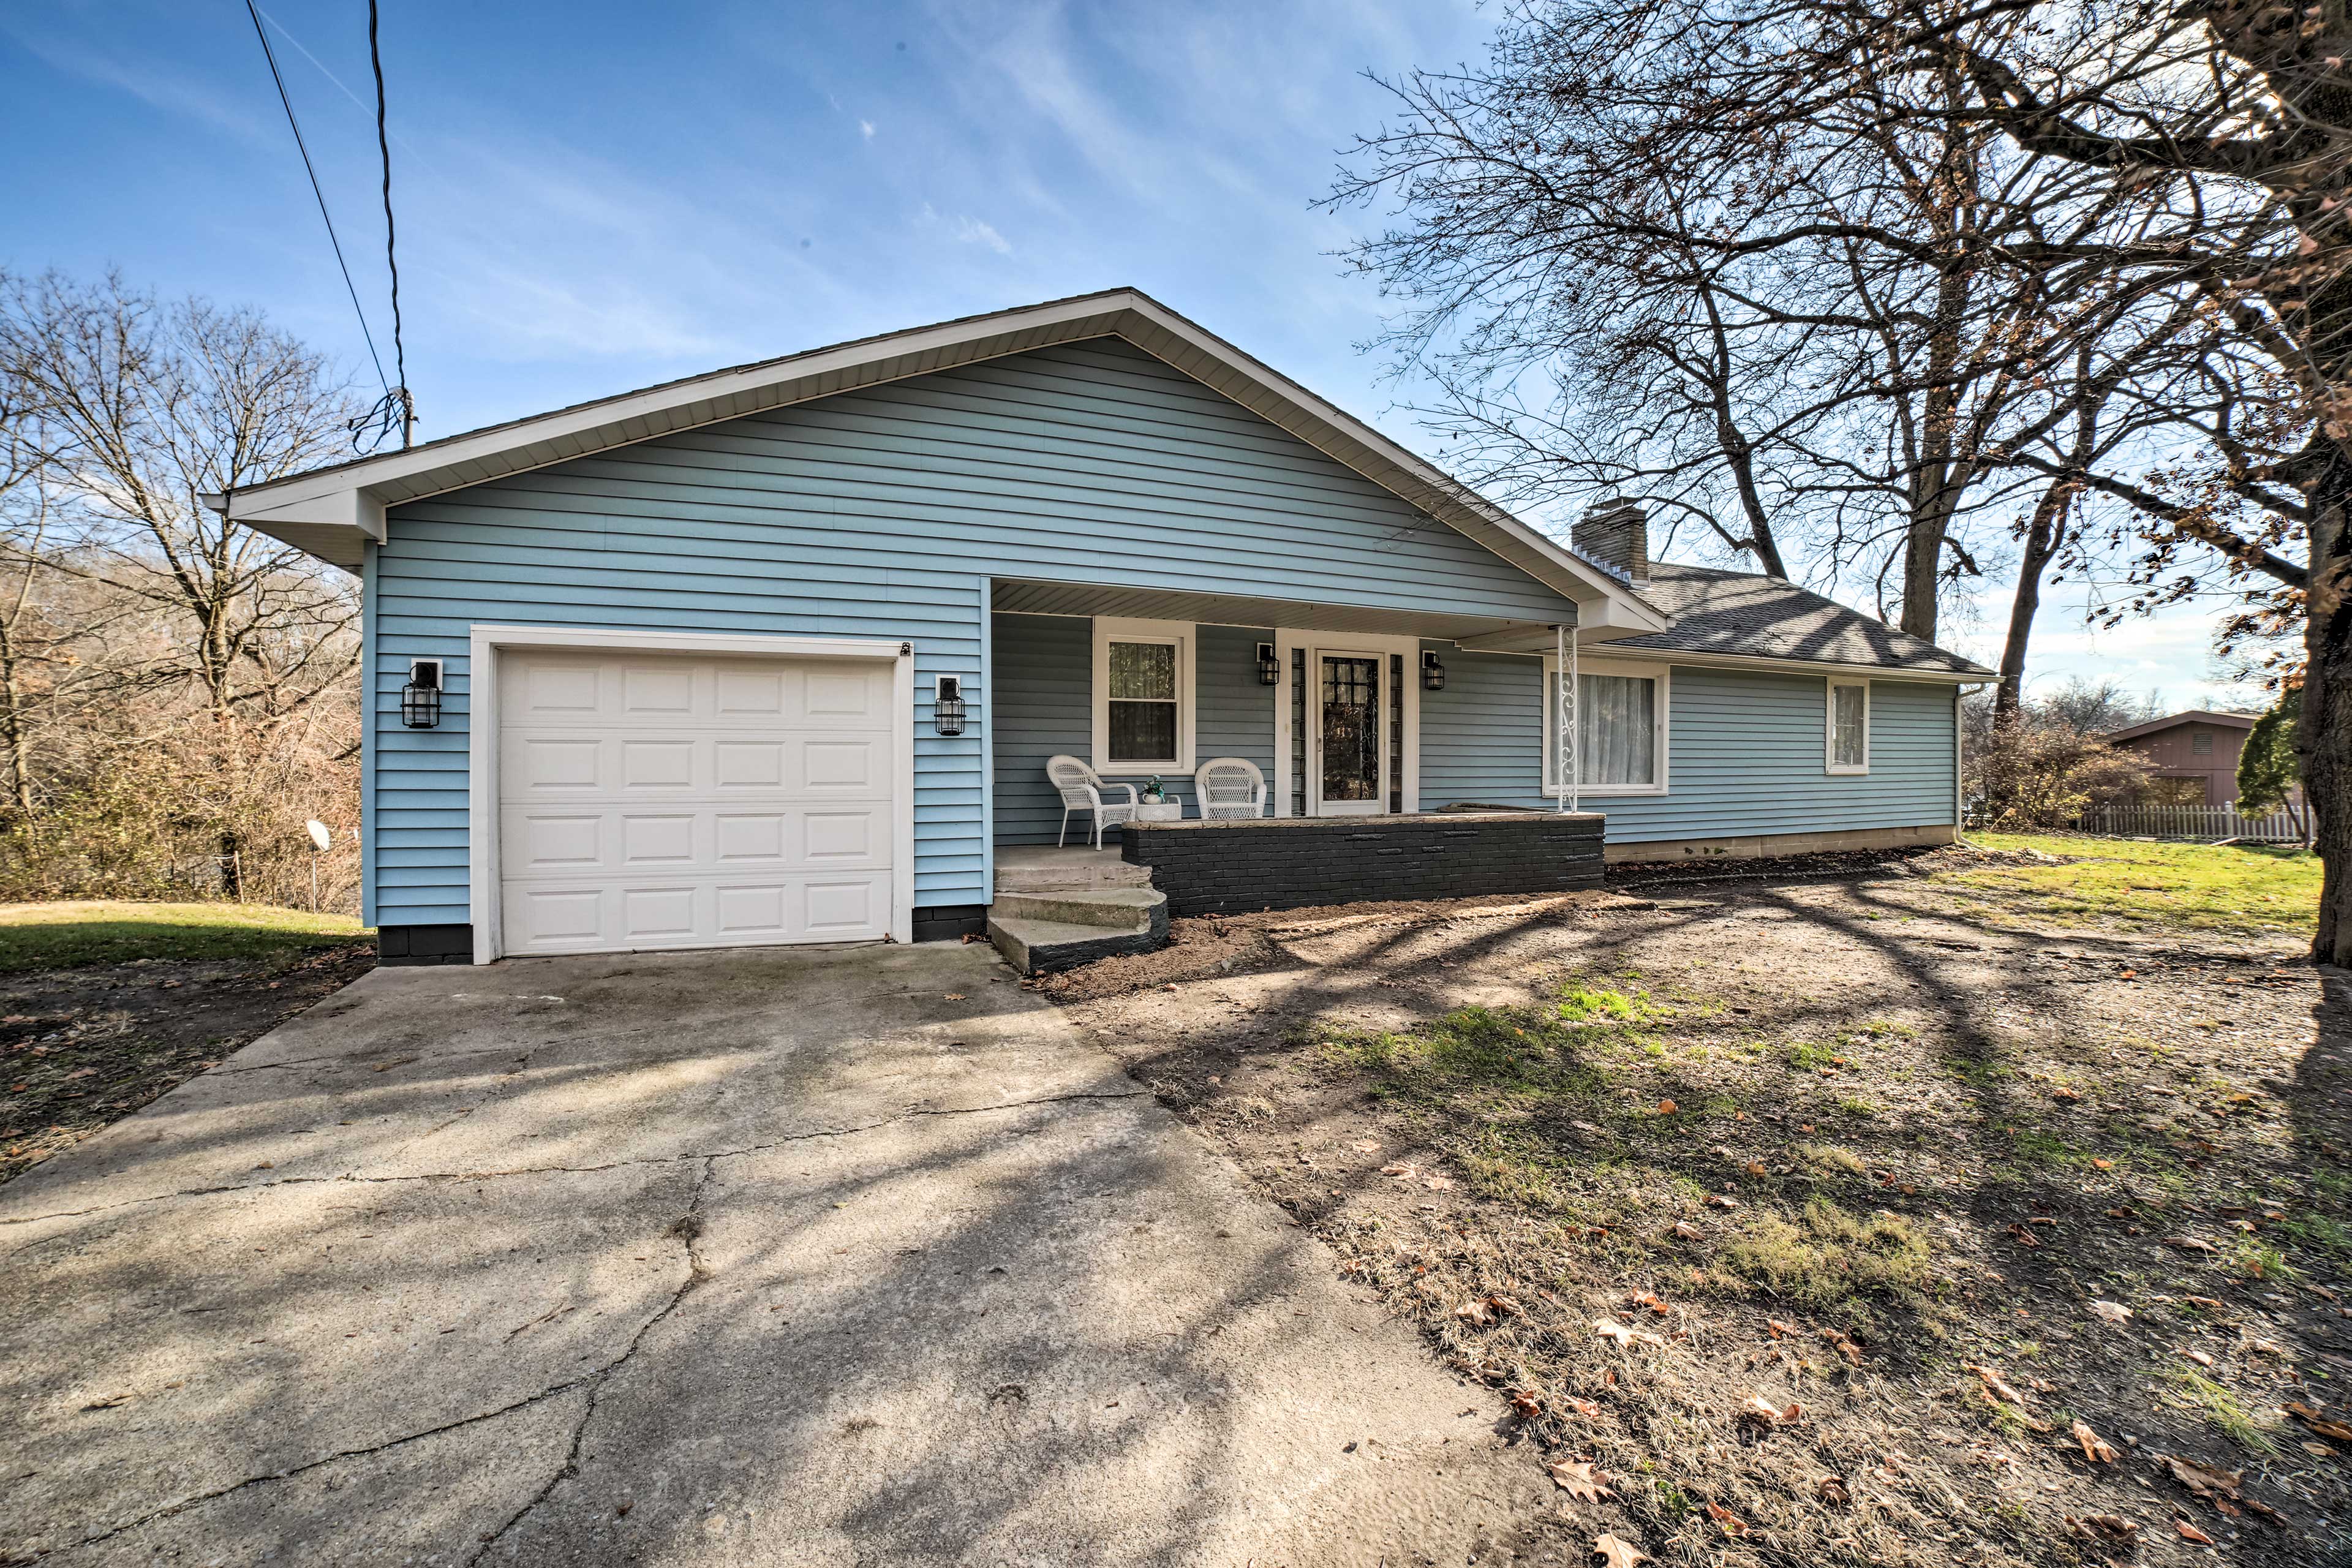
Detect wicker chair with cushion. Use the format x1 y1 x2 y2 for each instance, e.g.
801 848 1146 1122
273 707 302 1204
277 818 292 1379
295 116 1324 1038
1047 755 1140 848
1193 756 1267 821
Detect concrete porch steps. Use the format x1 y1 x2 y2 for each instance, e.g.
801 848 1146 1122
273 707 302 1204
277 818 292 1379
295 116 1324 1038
988 850 1169 974
992 845 1155 894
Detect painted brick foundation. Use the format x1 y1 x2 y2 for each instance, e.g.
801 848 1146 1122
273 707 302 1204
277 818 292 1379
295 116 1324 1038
1121 810 1606 918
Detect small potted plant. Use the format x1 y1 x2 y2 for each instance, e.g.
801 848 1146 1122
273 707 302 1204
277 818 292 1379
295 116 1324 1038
1140 775 1166 804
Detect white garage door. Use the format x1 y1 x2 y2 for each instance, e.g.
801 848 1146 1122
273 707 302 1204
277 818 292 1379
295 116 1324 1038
497 650 896 956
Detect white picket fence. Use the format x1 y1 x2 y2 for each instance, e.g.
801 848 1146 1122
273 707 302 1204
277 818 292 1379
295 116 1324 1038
2071 803 2312 845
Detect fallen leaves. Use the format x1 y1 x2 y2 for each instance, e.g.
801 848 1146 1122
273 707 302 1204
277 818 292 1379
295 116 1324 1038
1628 1290 1670 1316
2286 1401 2352 1441
1549 1458 1611 1503
2073 1513 2136 1544
1656 1098 1678 1115
1820 1327 1863 1365
1670 1221 1703 1242
1966 1364 2029 1408
2088 1299 2132 1325
1738 1395 1803 1428
2070 1420 2117 1463
1382 1161 1453 1191
1591 1533 1646 1568
1703 1500 1749 1537
1815 1474 1850 1506
2157 1453 2244 1505
2005 1221 2041 1249
2176 1519 2217 1545
2164 1234 2218 1254
1594 1316 1664 1349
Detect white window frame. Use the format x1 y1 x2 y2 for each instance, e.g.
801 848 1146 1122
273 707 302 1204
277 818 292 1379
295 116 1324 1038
1542 655 1670 796
1826 677 1871 775
1091 616 1195 775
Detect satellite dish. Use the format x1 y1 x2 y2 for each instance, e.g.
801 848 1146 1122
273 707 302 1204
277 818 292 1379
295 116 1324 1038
305 820 332 853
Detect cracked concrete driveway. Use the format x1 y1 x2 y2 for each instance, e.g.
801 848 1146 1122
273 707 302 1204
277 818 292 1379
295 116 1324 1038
0 941 1563 1566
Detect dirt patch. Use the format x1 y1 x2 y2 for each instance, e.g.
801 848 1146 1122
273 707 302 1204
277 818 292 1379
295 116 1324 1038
1033 887 1645 1002
0 941 375 1186
1059 867 2349 1567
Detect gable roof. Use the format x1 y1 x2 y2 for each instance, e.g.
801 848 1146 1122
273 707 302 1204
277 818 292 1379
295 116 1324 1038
2104 709 2259 744
1604 564 1994 678
209 288 1668 636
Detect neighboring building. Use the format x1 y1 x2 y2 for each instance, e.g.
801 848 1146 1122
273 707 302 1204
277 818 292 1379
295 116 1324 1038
213 289 1991 965
2103 710 2261 809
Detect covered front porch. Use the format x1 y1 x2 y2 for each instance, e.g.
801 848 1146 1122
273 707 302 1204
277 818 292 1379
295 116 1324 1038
987 809 1607 973
978 576 1632 971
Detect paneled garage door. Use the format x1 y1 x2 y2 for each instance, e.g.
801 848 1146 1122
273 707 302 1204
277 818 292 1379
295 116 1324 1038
497 650 896 956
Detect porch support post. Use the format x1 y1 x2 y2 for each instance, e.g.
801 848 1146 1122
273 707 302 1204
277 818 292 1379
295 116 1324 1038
1555 622 1578 814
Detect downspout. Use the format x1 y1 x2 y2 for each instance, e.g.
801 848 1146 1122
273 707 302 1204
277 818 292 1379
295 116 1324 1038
1953 685 1965 845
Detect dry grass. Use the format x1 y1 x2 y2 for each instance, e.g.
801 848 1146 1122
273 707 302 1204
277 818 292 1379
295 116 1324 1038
1066 848 2349 1567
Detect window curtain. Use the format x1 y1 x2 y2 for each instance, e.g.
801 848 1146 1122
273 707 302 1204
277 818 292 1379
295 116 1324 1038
1107 641 1177 761
1550 671 1656 787
1832 685 1866 767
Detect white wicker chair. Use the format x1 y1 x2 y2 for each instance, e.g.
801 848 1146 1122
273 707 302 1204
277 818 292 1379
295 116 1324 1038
1194 756 1266 821
1048 754 1140 848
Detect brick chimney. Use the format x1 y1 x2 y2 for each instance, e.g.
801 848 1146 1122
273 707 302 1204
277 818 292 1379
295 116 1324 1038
1573 501 1649 584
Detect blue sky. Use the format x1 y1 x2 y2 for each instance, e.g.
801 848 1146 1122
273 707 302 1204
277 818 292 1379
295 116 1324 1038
0 0 2250 709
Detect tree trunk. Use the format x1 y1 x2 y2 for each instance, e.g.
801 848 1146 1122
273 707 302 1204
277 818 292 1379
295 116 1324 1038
2301 449 2351 966
1994 475 2069 724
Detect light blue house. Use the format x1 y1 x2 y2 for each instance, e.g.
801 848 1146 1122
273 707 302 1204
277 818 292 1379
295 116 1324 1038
216 290 1989 965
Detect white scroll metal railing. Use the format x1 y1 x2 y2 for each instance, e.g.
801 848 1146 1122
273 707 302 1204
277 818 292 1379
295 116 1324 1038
1555 623 1578 814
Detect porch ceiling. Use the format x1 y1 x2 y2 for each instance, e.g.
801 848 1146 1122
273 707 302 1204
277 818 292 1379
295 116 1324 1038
990 577 1568 645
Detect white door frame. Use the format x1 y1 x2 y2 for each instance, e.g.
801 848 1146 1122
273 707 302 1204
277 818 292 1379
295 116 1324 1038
1272 628 1422 818
466 624 917 964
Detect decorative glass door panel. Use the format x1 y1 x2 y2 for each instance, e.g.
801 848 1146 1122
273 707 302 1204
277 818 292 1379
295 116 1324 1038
1316 654 1384 814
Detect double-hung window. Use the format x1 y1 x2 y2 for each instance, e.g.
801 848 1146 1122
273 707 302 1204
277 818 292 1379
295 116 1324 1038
1542 658 1668 794
1091 617 1194 774
1826 679 1870 774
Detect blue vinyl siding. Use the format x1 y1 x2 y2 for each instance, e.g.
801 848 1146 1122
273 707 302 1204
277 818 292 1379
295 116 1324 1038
1194 624 1278 806
1417 648 1955 840
992 614 1092 846
368 337 1580 923
990 615 1275 846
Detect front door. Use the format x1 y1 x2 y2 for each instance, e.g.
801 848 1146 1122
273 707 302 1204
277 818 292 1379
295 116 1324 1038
1314 652 1386 816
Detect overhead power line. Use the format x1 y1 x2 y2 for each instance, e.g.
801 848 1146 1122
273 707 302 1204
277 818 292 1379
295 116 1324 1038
364 0 413 450
241 0 388 397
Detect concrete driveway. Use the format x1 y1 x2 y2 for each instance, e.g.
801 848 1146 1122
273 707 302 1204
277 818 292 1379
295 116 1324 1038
0 942 1563 1566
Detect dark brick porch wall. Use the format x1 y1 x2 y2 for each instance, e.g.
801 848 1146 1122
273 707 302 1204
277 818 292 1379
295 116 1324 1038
1121 811 1605 918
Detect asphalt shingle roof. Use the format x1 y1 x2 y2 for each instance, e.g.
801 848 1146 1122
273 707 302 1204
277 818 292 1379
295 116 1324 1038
1606 563 1993 677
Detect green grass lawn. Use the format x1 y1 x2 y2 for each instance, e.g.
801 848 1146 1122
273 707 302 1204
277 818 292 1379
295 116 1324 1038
0 901 370 971
1941 831 2321 937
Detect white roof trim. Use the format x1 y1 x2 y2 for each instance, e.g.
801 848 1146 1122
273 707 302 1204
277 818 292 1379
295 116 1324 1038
210 288 1666 630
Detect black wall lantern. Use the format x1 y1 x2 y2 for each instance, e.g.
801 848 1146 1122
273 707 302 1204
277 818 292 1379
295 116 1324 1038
933 674 966 736
1422 650 1447 691
400 658 443 729
1257 642 1280 685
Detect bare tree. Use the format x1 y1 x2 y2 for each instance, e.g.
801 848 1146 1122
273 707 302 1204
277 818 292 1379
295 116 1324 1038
1334 0 2346 961
0 271 361 899
0 271 359 732
1324 5 2194 641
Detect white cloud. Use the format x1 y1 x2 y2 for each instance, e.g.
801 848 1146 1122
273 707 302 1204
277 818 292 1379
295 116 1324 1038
859 119 876 140
954 216 1012 255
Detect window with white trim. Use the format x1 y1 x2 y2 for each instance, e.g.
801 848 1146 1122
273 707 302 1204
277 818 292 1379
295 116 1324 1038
1542 658 1669 794
1091 618 1194 773
1826 678 1870 774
